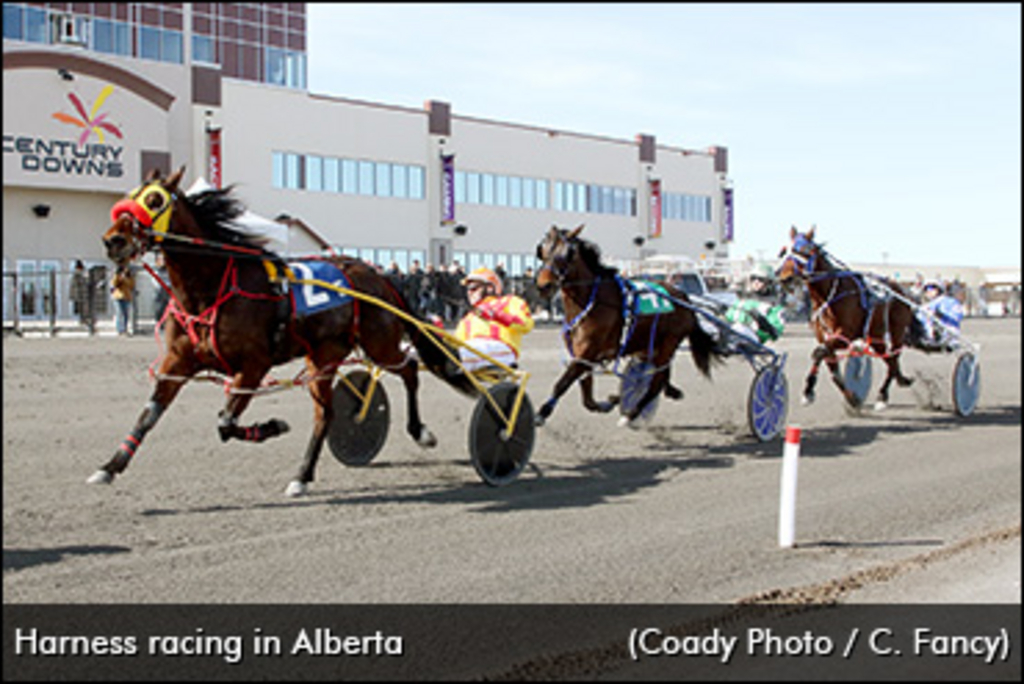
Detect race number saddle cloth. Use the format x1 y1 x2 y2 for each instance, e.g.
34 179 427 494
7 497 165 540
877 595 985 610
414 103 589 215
263 259 354 318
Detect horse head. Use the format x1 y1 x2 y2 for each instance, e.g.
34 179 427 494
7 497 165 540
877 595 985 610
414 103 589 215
535 223 584 298
104 166 186 266
775 224 822 289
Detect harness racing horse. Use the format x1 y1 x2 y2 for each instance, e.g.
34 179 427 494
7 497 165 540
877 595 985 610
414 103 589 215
89 167 472 496
775 225 916 410
534 225 725 428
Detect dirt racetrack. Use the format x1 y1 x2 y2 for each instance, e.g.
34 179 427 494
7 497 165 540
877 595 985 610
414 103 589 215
3 318 1020 606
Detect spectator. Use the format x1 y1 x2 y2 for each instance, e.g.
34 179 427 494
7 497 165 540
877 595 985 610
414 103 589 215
69 259 89 325
110 265 135 337
153 251 170 329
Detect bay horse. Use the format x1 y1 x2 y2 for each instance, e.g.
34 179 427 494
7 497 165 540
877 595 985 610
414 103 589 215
89 167 473 496
533 225 725 428
775 225 917 410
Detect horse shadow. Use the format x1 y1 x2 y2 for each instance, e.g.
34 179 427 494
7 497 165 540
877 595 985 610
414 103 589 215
689 404 1021 460
140 452 734 518
3 545 131 572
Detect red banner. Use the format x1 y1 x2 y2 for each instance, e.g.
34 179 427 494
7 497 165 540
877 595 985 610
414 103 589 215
648 179 662 238
208 128 222 189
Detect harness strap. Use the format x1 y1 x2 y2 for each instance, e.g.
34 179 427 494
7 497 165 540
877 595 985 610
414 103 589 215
561 277 601 357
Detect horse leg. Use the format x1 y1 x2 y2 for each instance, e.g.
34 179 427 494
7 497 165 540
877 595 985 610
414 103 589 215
664 367 684 401
87 355 192 484
535 360 592 426
802 345 828 405
823 353 863 409
373 346 436 448
217 365 290 443
875 353 913 411
580 373 617 413
619 365 668 428
286 369 334 497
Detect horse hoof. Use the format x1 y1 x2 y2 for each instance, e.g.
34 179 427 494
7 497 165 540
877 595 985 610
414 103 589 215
534 415 547 428
874 401 888 412
86 470 113 485
417 429 438 449
801 395 815 406
273 419 290 435
595 401 615 413
617 415 641 430
284 480 308 497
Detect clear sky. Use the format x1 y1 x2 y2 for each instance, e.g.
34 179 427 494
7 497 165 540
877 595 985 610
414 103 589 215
307 3 1021 268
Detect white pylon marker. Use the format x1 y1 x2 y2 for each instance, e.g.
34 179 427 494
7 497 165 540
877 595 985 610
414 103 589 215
778 425 802 549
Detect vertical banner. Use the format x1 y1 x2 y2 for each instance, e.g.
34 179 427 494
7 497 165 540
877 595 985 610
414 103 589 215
208 128 222 189
648 179 662 238
723 187 734 242
441 154 455 225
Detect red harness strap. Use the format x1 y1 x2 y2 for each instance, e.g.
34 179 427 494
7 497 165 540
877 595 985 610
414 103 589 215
146 258 290 376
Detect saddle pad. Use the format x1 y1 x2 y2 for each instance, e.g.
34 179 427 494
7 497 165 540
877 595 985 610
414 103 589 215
284 260 353 317
630 280 675 315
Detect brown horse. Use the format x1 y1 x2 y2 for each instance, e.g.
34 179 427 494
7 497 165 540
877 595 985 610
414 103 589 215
775 225 917 410
533 225 725 427
89 167 472 496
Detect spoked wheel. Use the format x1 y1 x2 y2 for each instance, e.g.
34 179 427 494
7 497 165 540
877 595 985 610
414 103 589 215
952 351 981 417
619 358 660 422
327 369 390 466
468 382 534 487
843 355 873 407
748 364 789 442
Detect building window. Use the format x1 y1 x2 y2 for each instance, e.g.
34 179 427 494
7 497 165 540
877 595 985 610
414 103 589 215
375 162 392 197
93 18 130 56
3 4 23 40
25 5 48 43
392 164 407 199
341 158 358 194
138 26 183 64
305 155 322 191
408 165 424 199
265 47 306 89
192 34 216 64
357 160 375 195
324 158 339 193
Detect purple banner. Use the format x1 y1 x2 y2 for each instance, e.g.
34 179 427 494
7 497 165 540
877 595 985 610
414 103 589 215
441 154 455 224
723 187 734 242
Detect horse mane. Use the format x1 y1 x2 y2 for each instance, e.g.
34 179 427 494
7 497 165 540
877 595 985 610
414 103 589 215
182 186 275 253
574 235 619 277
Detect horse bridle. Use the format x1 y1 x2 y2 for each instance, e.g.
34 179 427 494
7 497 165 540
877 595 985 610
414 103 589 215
777 234 819 280
109 181 178 257
537 232 577 285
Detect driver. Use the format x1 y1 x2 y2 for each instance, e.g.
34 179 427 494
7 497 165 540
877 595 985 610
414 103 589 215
454 267 535 371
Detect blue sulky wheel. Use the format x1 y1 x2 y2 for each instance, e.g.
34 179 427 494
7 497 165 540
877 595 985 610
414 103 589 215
468 382 535 486
619 358 660 422
327 370 390 466
952 351 981 417
843 355 873 407
748 364 789 442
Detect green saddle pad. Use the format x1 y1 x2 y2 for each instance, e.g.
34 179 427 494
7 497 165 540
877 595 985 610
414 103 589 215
631 281 675 315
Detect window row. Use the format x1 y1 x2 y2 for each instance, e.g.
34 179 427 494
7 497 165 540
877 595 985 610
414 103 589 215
453 171 550 211
272 153 426 200
554 180 637 217
662 192 713 223
2 5 183 64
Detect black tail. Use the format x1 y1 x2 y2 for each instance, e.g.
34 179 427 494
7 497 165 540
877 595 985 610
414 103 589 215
406 322 479 397
687 318 727 379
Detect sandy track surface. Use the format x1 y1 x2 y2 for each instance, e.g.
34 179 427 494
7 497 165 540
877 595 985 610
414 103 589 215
3 318 1020 605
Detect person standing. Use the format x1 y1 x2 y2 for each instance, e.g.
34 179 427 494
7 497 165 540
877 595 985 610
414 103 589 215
69 259 89 325
111 265 135 336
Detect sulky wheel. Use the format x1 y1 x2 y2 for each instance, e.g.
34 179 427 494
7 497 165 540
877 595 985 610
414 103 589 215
748 364 789 442
327 369 390 466
843 355 873 407
952 351 981 417
468 382 534 486
619 358 660 422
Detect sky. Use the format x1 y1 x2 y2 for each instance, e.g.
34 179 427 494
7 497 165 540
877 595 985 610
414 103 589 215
307 3 1021 269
